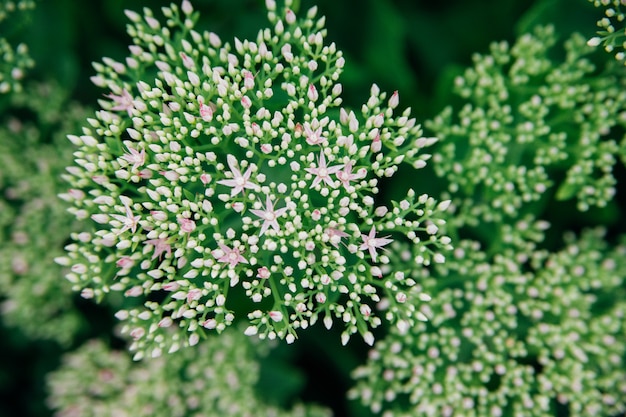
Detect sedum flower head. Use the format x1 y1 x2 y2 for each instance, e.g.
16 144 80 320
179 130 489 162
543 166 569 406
350 227 626 417
58 0 451 358
427 25 626 225
47 328 331 417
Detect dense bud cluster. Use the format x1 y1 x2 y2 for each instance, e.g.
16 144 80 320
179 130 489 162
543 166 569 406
57 0 450 358
588 0 626 64
47 328 331 417
350 227 626 417
428 25 626 225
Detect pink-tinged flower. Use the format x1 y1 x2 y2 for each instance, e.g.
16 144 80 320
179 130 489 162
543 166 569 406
150 210 167 221
241 96 252 109
250 196 288 236
260 143 272 154
336 162 367 190
311 209 321 221
360 226 393 262
303 123 326 146
162 282 180 291
308 84 318 101
111 200 140 234
178 217 196 233
212 243 248 267
199 100 213 121
180 52 194 69
243 70 254 89
161 170 180 181
187 289 202 302
305 152 344 188
389 90 399 108
269 310 283 322
200 173 211 185
122 146 146 171
125 286 143 297
144 237 172 260
326 228 350 248
116 257 134 269
107 89 134 116
371 134 382 153
257 266 270 279
217 154 259 196
130 328 145 340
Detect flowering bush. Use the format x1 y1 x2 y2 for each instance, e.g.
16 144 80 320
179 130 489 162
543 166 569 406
56 0 451 358
0 0 34 94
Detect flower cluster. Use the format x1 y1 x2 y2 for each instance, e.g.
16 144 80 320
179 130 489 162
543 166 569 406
427 25 626 226
588 0 626 64
47 328 331 417
57 0 450 358
0 81 88 345
350 227 626 417
0 0 35 94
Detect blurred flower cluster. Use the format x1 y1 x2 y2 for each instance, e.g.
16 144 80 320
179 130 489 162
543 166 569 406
0 0 34 93
47 328 330 417
56 0 451 359
350 25 626 417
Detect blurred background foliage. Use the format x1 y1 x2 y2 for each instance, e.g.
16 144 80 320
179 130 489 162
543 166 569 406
0 0 618 416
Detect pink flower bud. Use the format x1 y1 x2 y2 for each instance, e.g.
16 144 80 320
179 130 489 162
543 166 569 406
158 317 173 328
389 90 399 109
285 9 296 24
360 304 371 317
316 293 327 303
178 217 196 233
241 96 252 109
199 102 213 121
311 209 321 221
200 173 211 185
187 289 202 302
116 257 134 268
232 202 244 213
125 286 143 297
162 170 180 181
150 210 167 221
130 327 145 340
269 310 283 322
162 282 180 292
308 84 318 101
179 52 194 69
181 0 193 15
260 143 272 154
257 266 271 279
243 70 254 89
372 135 382 153
202 318 217 329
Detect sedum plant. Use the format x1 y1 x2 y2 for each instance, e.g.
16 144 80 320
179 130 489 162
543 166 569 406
0 81 88 346
47 328 331 417
56 0 451 359
351 23 626 417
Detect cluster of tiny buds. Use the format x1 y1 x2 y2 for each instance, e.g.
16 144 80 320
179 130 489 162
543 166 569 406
588 0 626 64
56 0 451 358
350 227 626 416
